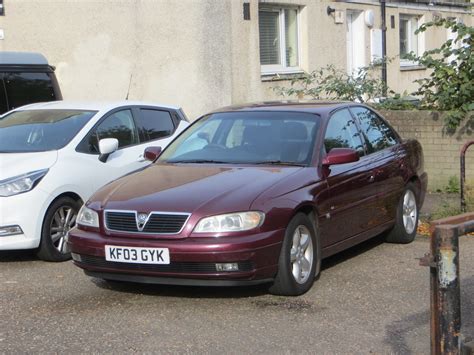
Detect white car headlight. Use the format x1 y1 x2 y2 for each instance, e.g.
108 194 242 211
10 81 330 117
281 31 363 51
194 211 264 233
77 206 99 228
0 169 49 197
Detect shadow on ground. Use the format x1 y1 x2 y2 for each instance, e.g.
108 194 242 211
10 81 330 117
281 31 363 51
383 275 474 353
0 250 38 262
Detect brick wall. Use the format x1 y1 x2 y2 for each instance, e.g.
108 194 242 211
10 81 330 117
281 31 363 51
379 110 474 191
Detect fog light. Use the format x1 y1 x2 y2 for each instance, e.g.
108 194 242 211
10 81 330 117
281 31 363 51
215 263 239 272
71 253 82 262
0 225 23 237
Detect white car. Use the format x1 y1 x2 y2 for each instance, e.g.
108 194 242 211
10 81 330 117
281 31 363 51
0 101 189 261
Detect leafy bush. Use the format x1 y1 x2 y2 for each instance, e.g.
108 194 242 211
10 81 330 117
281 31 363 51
273 64 386 103
405 19 473 132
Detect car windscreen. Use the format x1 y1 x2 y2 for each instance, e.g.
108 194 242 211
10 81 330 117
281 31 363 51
0 109 96 152
159 111 320 166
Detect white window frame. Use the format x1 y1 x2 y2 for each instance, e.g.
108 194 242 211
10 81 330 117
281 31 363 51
399 14 424 67
259 5 302 75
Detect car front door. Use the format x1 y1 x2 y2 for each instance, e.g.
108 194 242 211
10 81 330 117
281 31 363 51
350 106 405 224
77 106 184 195
319 108 378 249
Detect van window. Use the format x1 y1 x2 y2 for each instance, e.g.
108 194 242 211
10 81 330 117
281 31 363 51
4 72 56 110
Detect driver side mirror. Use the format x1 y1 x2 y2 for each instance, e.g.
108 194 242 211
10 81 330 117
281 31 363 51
322 148 359 166
98 138 119 163
144 146 162 161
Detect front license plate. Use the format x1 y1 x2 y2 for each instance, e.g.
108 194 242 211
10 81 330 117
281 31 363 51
105 245 170 265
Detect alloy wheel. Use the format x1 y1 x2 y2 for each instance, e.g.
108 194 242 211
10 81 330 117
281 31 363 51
290 225 313 284
402 190 417 234
50 206 77 254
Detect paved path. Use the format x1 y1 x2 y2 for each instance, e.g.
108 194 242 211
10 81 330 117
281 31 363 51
1 236 473 353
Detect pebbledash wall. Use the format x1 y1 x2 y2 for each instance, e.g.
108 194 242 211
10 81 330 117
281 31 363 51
0 0 471 119
380 110 474 191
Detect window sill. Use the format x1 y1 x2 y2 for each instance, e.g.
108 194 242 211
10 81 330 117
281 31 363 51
261 71 305 82
400 64 426 71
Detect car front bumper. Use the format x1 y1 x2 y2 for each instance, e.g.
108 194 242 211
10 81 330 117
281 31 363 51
0 188 49 250
68 227 284 285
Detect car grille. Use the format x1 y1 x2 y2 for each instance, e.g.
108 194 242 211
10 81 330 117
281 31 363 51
105 211 189 234
76 254 254 273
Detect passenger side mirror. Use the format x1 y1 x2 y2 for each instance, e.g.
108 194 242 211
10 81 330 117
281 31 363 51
98 138 119 163
144 146 162 161
322 148 359 166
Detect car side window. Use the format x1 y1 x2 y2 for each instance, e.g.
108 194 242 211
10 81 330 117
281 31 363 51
350 107 397 154
136 109 175 142
324 109 365 156
88 109 138 153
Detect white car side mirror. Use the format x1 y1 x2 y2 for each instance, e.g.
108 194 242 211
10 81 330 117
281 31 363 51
98 138 119 163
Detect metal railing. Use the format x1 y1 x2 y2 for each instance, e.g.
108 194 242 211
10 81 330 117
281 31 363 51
420 213 474 354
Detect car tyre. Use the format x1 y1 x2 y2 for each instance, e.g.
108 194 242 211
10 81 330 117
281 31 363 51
269 213 321 296
384 183 419 244
37 197 81 262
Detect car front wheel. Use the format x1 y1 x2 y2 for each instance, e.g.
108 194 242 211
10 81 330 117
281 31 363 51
37 197 81 262
269 213 321 296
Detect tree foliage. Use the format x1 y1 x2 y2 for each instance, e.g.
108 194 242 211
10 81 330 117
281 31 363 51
407 19 473 132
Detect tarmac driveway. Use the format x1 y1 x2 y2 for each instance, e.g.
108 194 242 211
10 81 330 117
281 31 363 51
1 235 473 353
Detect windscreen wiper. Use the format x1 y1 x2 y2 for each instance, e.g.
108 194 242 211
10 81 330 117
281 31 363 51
168 159 229 164
253 161 305 166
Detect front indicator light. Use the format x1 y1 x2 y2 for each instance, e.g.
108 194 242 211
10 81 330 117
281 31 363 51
0 225 23 237
194 211 264 233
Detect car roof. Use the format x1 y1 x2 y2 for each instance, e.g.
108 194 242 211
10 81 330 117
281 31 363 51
13 100 180 112
210 100 356 115
0 51 49 65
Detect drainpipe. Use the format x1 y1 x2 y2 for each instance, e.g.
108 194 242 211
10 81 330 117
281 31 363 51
380 0 388 96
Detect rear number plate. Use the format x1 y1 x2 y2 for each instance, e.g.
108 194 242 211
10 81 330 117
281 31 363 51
105 245 170 264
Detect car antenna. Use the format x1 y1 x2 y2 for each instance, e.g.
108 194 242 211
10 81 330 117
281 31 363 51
125 74 133 100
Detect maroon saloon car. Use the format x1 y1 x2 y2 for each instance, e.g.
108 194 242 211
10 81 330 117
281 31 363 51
68 101 427 296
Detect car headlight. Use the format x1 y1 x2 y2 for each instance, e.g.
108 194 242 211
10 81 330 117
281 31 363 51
0 169 49 197
77 206 99 228
194 211 265 233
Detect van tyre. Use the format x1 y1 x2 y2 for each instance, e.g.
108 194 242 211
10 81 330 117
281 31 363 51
269 213 321 296
384 183 419 244
37 197 81 262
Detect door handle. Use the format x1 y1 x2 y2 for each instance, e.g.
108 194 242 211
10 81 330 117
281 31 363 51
137 154 146 162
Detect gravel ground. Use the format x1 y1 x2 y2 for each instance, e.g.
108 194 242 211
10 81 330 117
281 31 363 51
1 235 473 353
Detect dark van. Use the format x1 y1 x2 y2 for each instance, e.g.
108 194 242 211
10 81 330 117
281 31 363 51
0 51 62 114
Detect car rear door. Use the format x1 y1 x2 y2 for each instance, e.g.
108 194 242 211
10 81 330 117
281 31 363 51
319 108 379 248
349 106 405 224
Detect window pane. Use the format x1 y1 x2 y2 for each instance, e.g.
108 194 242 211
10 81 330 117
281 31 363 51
137 109 175 141
89 109 138 152
259 10 281 65
399 18 409 56
410 17 419 56
285 9 299 67
351 107 396 153
325 109 364 156
4 72 56 110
